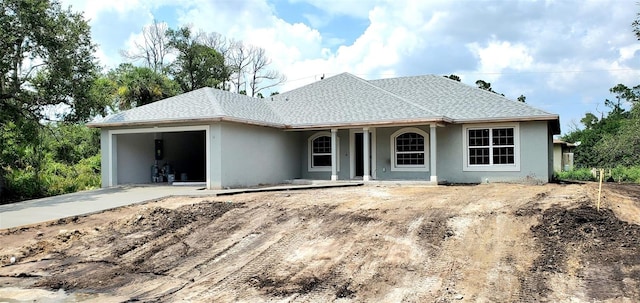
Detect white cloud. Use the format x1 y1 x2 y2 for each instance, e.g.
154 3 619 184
619 44 640 62
280 1 450 87
288 0 381 19
466 40 534 82
63 0 145 22
59 0 640 133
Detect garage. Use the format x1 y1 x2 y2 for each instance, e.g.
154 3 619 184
103 125 209 188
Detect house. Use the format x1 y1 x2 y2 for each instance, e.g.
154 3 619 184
553 139 576 172
87 73 561 189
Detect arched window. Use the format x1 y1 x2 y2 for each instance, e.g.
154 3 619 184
391 128 429 171
308 132 339 171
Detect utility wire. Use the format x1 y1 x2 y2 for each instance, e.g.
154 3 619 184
281 68 640 85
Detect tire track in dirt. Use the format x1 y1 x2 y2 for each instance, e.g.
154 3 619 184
2 183 640 302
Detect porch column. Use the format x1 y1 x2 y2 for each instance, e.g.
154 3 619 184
363 127 371 181
430 124 437 183
331 128 338 181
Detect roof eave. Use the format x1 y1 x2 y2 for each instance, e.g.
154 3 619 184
283 117 452 130
86 116 286 129
453 115 561 134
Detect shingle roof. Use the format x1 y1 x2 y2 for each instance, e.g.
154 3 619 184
89 87 284 127
89 72 559 133
268 73 445 127
369 75 555 121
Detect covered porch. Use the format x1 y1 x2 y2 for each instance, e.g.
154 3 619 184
298 124 441 183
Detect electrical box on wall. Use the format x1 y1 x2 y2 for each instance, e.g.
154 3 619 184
155 139 163 160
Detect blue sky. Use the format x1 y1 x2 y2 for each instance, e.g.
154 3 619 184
61 0 640 136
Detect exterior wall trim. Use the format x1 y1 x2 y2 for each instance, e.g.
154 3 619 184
389 127 430 172
307 131 340 172
461 122 521 172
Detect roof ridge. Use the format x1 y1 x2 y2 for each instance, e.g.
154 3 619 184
348 74 443 117
202 87 227 116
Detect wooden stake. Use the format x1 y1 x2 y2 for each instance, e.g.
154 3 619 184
597 168 604 212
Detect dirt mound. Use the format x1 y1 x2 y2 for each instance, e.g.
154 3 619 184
529 203 640 300
23 201 241 294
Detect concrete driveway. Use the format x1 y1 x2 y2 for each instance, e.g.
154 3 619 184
0 185 210 229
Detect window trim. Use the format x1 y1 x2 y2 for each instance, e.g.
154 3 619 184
390 127 429 172
308 132 339 172
462 123 520 172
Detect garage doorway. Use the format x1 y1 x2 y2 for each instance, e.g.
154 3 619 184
108 126 210 188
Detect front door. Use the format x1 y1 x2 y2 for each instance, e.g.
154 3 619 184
355 133 364 177
354 132 373 178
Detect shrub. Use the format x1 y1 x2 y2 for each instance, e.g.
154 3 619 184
5 166 43 199
610 166 640 183
556 168 596 181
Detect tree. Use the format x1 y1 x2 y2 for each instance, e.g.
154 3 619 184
517 95 526 103
166 26 229 92
201 31 232 60
609 84 639 108
0 0 101 123
632 10 640 40
247 46 286 98
106 63 179 110
475 80 505 96
120 19 171 74
562 83 636 168
0 0 101 199
444 74 461 81
227 41 253 93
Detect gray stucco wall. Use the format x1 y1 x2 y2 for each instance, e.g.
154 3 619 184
548 126 554 179
100 120 552 188
553 144 562 172
437 121 551 183
209 124 222 189
115 133 155 184
300 129 350 180
218 122 301 188
375 126 432 180
100 130 110 188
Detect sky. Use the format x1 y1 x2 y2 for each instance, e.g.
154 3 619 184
60 0 640 136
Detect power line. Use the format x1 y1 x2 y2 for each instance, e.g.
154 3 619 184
279 68 640 86
282 68 640 83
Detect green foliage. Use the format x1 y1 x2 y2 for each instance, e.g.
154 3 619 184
475 80 505 96
41 154 101 196
610 166 640 183
166 26 229 92
0 0 101 123
444 74 461 82
1 123 101 202
4 166 41 199
562 83 637 168
556 168 596 182
107 63 179 110
45 123 100 164
0 0 104 201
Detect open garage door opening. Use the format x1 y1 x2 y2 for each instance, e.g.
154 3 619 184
114 130 206 186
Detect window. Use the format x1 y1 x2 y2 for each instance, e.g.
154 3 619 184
463 124 520 171
312 136 331 167
391 128 429 171
308 132 339 171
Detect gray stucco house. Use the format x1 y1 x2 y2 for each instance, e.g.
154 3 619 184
88 73 560 189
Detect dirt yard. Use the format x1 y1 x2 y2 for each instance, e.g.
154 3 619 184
1 182 639 302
